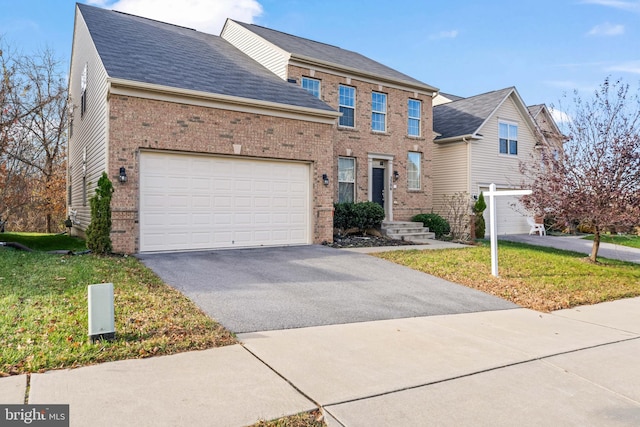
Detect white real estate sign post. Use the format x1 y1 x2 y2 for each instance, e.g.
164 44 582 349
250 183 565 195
486 183 532 277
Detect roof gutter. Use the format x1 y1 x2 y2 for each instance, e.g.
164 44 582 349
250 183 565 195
434 134 483 144
107 78 341 124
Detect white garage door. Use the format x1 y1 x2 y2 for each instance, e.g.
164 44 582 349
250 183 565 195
480 187 530 237
140 152 310 252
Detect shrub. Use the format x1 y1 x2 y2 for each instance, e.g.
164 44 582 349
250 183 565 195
473 192 487 238
334 202 385 234
86 172 114 254
411 213 451 239
333 202 353 231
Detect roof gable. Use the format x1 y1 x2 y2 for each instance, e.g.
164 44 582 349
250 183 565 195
76 4 335 112
528 104 564 138
230 20 437 92
433 87 540 144
433 87 514 141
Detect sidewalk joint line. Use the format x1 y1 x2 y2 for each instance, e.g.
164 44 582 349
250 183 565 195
550 313 640 336
24 373 31 404
323 335 640 408
240 343 323 410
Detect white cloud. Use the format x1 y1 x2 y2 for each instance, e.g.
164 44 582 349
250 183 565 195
87 0 263 34
429 30 458 40
587 22 625 36
549 107 572 124
581 0 640 12
606 60 640 74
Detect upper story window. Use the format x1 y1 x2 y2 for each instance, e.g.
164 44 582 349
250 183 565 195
301 77 320 98
80 63 88 118
371 92 387 132
338 157 356 203
408 99 421 137
499 122 518 155
407 152 421 190
339 85 355 127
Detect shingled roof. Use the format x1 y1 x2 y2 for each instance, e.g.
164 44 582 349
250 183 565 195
76 4 335 112
231 20 437 92
527 104 545 119
433 87 516 141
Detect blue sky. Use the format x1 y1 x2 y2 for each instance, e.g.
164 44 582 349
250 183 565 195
1 0 639 111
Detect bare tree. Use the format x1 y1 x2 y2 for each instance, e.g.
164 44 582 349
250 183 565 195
520 78 640 262
442 192 472 242
0 40 68 232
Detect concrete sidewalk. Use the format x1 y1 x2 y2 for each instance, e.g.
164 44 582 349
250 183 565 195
498 234 640 264
3 297 639 426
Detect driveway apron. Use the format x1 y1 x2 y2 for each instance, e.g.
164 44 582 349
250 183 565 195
138 245 517 333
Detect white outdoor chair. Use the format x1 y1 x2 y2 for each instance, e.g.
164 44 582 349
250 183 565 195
527 217 546 236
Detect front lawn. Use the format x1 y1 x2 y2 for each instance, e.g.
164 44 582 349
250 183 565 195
582 234 640 249
374 241 640 312
0 235 236 376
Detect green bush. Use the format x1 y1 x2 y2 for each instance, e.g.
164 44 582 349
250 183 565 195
411 213 451 239
333 202 353 231
86 172 114 254
334 202 385 233
473 192 487 238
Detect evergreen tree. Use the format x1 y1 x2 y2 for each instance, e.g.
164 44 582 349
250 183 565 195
473 192 487 238
86 172 113 254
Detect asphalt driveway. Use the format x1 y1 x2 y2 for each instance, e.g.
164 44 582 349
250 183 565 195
138 245 517 333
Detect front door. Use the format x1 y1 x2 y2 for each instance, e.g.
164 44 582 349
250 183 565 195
372 167 385 209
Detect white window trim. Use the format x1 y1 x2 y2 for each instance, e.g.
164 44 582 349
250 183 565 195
338 157 356 203
371 91 387 133
499 120 518 156
408 99 421 137
339 85 356 128
407 152 421 190
301 76 321 98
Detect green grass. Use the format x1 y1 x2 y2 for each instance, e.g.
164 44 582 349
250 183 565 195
0 232 87 252
582 234 640 249
0 239 236 376
375 240 640 312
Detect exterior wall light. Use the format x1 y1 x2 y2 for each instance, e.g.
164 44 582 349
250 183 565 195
393 170 400 182
322 173 329 186
119 166 128 183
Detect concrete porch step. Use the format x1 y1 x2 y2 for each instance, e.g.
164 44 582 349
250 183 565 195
388 232 437 242
381 221 436 242
382 221 425 229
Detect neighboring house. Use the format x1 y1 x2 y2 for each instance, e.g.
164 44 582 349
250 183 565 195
528 104 567 153
221 20 438 223
432 87 542 236
68 4 437 253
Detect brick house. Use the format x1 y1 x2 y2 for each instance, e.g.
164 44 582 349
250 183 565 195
68 4 437 253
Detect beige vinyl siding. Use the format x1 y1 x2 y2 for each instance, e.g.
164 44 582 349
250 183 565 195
221 20 290 81
471 96 538 234
432 141 469 217
470 96 536 193
67 8 110 229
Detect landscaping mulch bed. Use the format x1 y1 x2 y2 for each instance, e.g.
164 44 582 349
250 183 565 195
324 234 418 249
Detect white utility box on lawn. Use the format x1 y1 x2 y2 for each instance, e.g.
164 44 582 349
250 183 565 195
88 283 115 342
